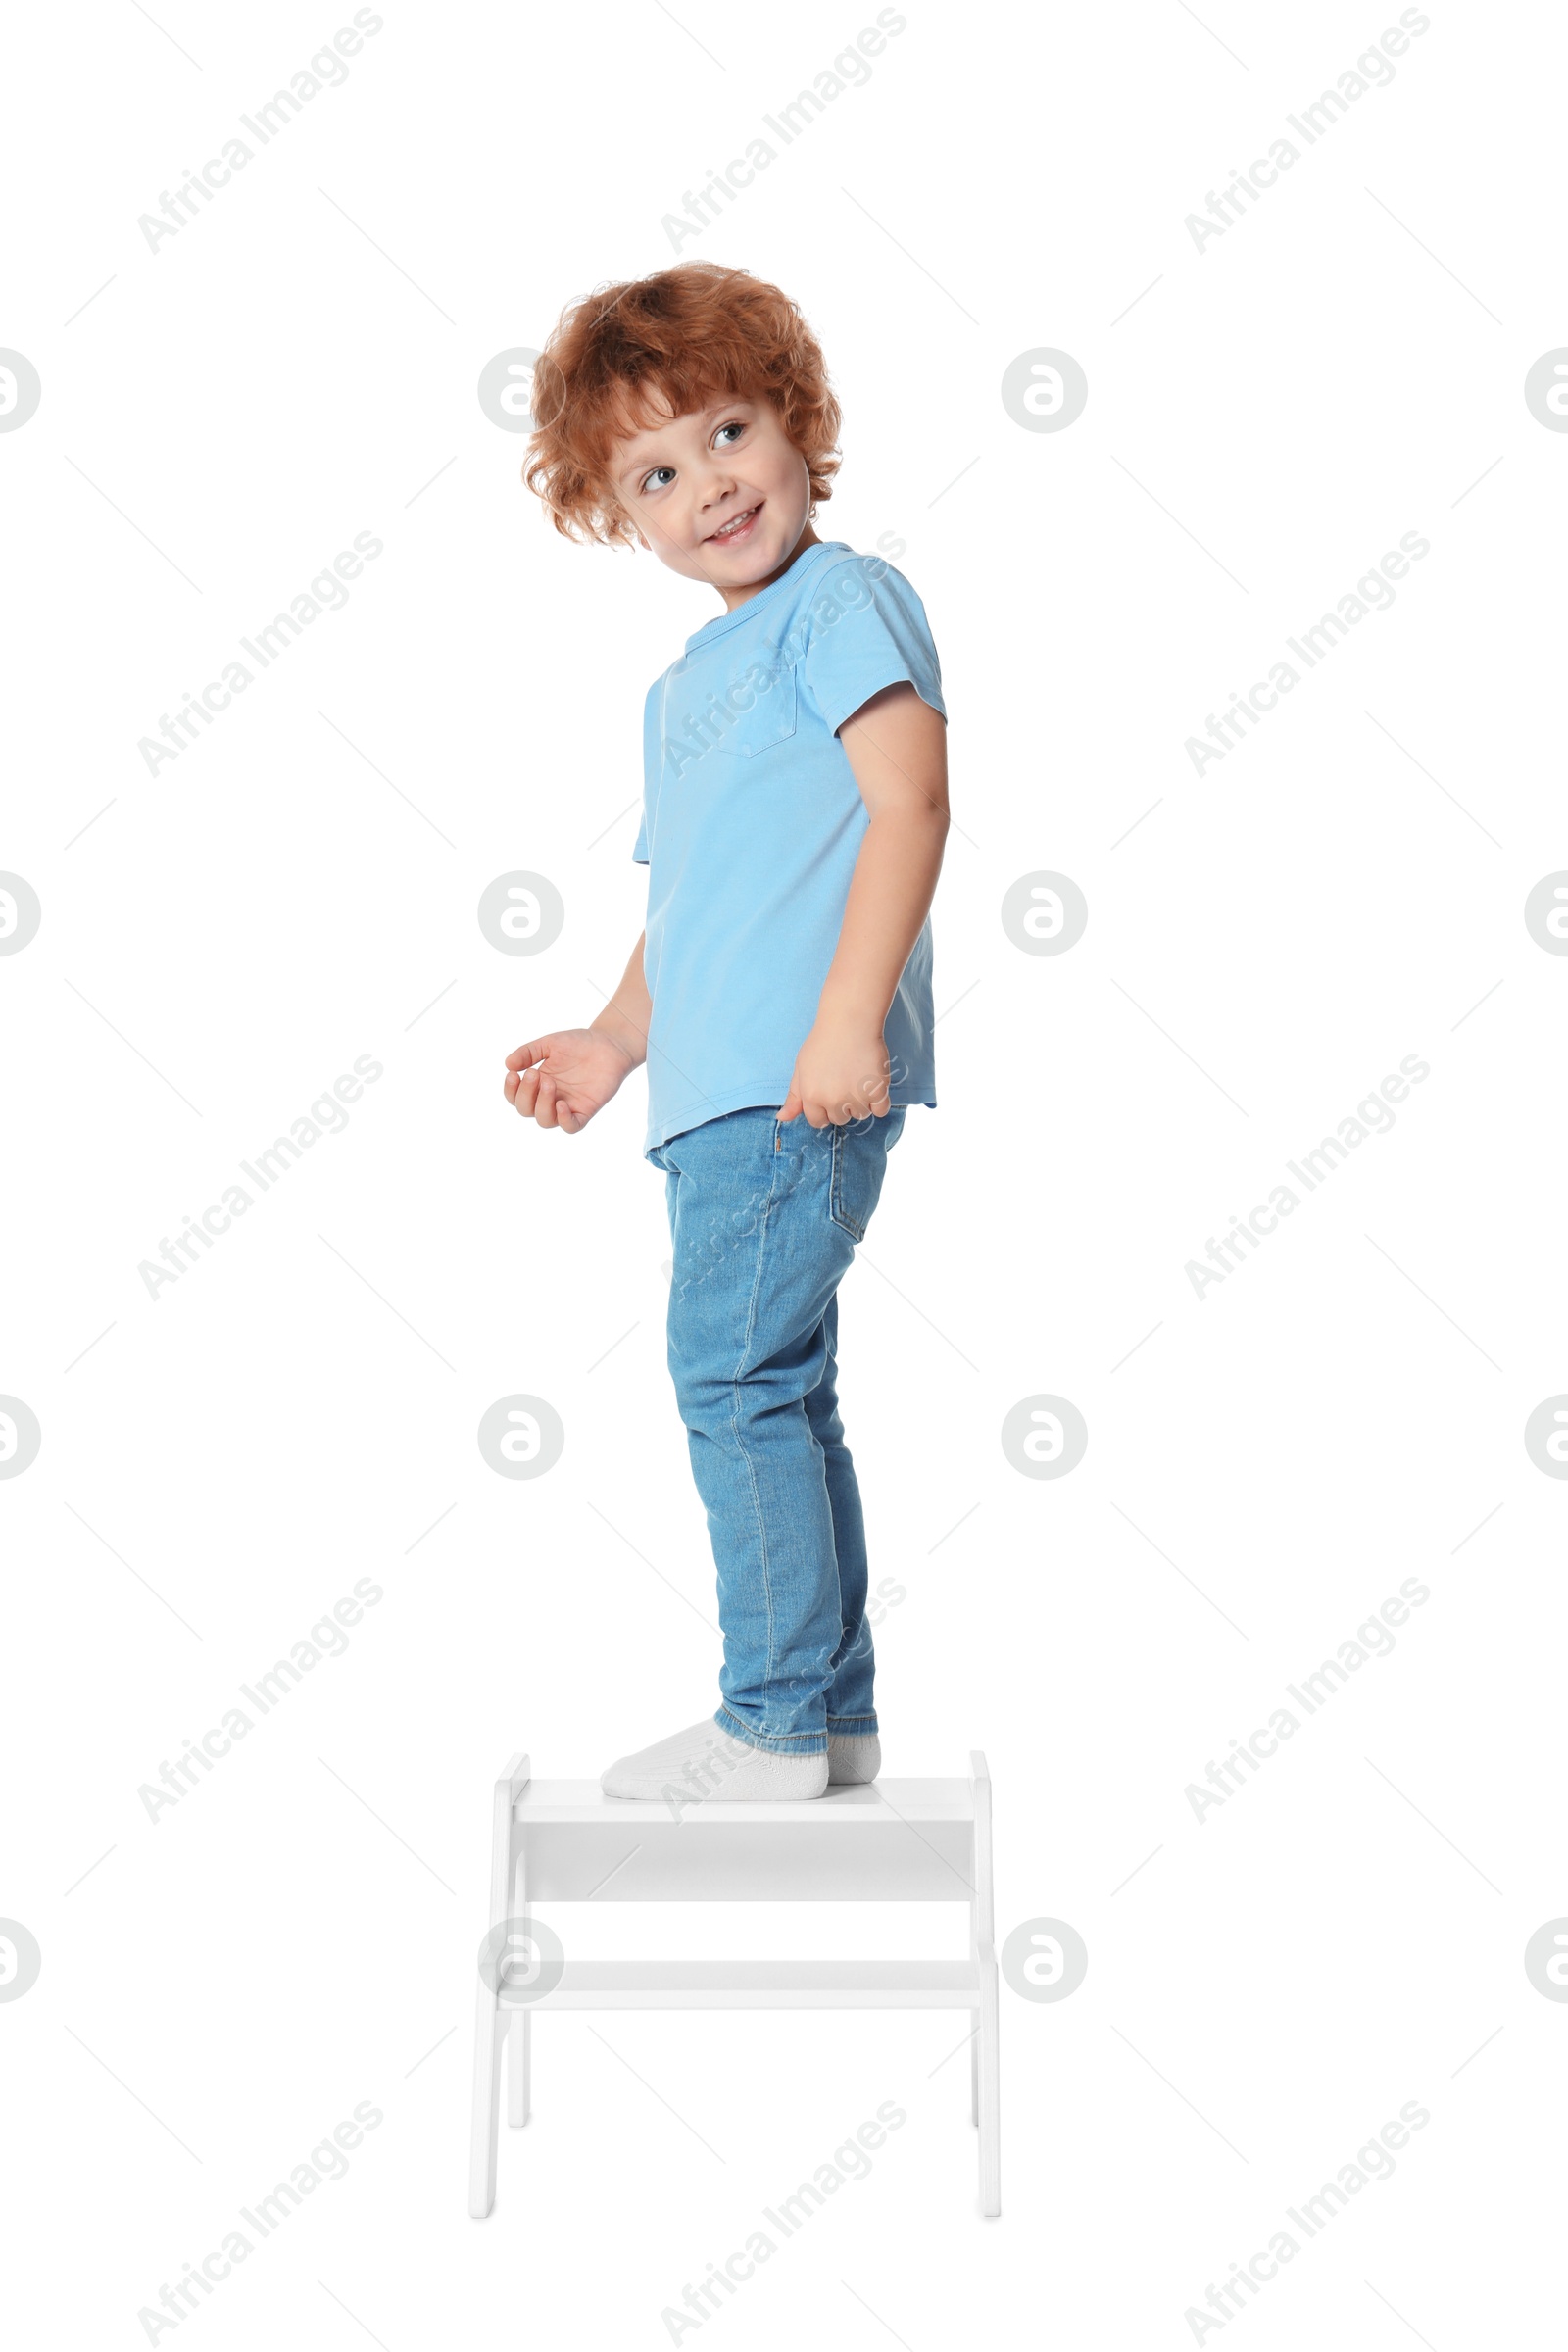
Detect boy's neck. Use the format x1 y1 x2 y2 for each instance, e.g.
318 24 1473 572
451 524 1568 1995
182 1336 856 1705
715 523 821 613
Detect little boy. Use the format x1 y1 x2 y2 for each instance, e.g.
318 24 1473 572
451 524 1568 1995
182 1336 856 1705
506 262 949 1803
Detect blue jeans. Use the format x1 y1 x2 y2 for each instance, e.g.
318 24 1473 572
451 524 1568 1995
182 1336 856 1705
649 1105 907 1755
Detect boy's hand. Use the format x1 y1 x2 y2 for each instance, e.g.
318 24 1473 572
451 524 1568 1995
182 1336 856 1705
778 1012 892 1128
505 1030 636 1134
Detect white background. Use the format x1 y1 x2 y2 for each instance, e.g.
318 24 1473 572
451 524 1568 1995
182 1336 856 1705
3 0 1564 2343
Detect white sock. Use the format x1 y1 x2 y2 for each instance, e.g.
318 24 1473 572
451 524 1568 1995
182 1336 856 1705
601 1719 828 1804
826 1731 881 1785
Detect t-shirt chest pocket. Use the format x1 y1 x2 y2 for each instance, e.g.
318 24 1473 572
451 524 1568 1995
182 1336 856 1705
719 664 797 759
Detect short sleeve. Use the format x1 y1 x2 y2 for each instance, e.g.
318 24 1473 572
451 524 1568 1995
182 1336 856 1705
801 558 947 739
632 810 649 864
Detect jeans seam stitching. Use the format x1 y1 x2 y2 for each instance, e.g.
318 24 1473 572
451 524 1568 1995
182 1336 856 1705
727 1143 783 1712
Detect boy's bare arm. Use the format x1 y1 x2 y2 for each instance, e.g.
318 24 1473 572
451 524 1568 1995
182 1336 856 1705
589 932 654 1066
780 682 950 1126
504 931 651 1133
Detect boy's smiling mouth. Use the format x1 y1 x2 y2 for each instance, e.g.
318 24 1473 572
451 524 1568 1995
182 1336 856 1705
705 503 762 545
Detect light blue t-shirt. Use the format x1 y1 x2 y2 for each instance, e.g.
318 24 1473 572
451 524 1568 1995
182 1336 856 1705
632 539 946 1154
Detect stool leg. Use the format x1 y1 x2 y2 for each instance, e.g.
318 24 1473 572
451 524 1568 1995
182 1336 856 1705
468 1982 503 2217
507 1867 532 2127
508 2009 531 2126
472 1751 526 2215
969 1894 981 2125
977 1949 1001 2217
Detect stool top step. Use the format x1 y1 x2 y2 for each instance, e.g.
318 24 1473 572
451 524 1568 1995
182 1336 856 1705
512 1776 978 1825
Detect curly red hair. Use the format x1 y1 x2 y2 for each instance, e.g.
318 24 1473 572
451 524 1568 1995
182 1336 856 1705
523 262 842 549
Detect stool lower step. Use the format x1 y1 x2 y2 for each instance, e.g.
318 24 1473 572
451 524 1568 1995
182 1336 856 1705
502 1958 980 2009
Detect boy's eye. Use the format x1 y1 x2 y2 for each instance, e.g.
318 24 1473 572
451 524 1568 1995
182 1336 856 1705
713 421 747 448
641 466 676 493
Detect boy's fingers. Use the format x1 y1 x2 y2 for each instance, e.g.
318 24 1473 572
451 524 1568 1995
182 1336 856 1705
505 1038 549 1073
778 1083 802 1123
535 1072 559 1128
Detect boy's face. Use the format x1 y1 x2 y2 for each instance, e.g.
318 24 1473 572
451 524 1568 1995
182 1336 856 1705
606 394 817 608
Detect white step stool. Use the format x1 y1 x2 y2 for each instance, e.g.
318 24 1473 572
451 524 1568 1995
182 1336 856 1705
469 1749 1000 2217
